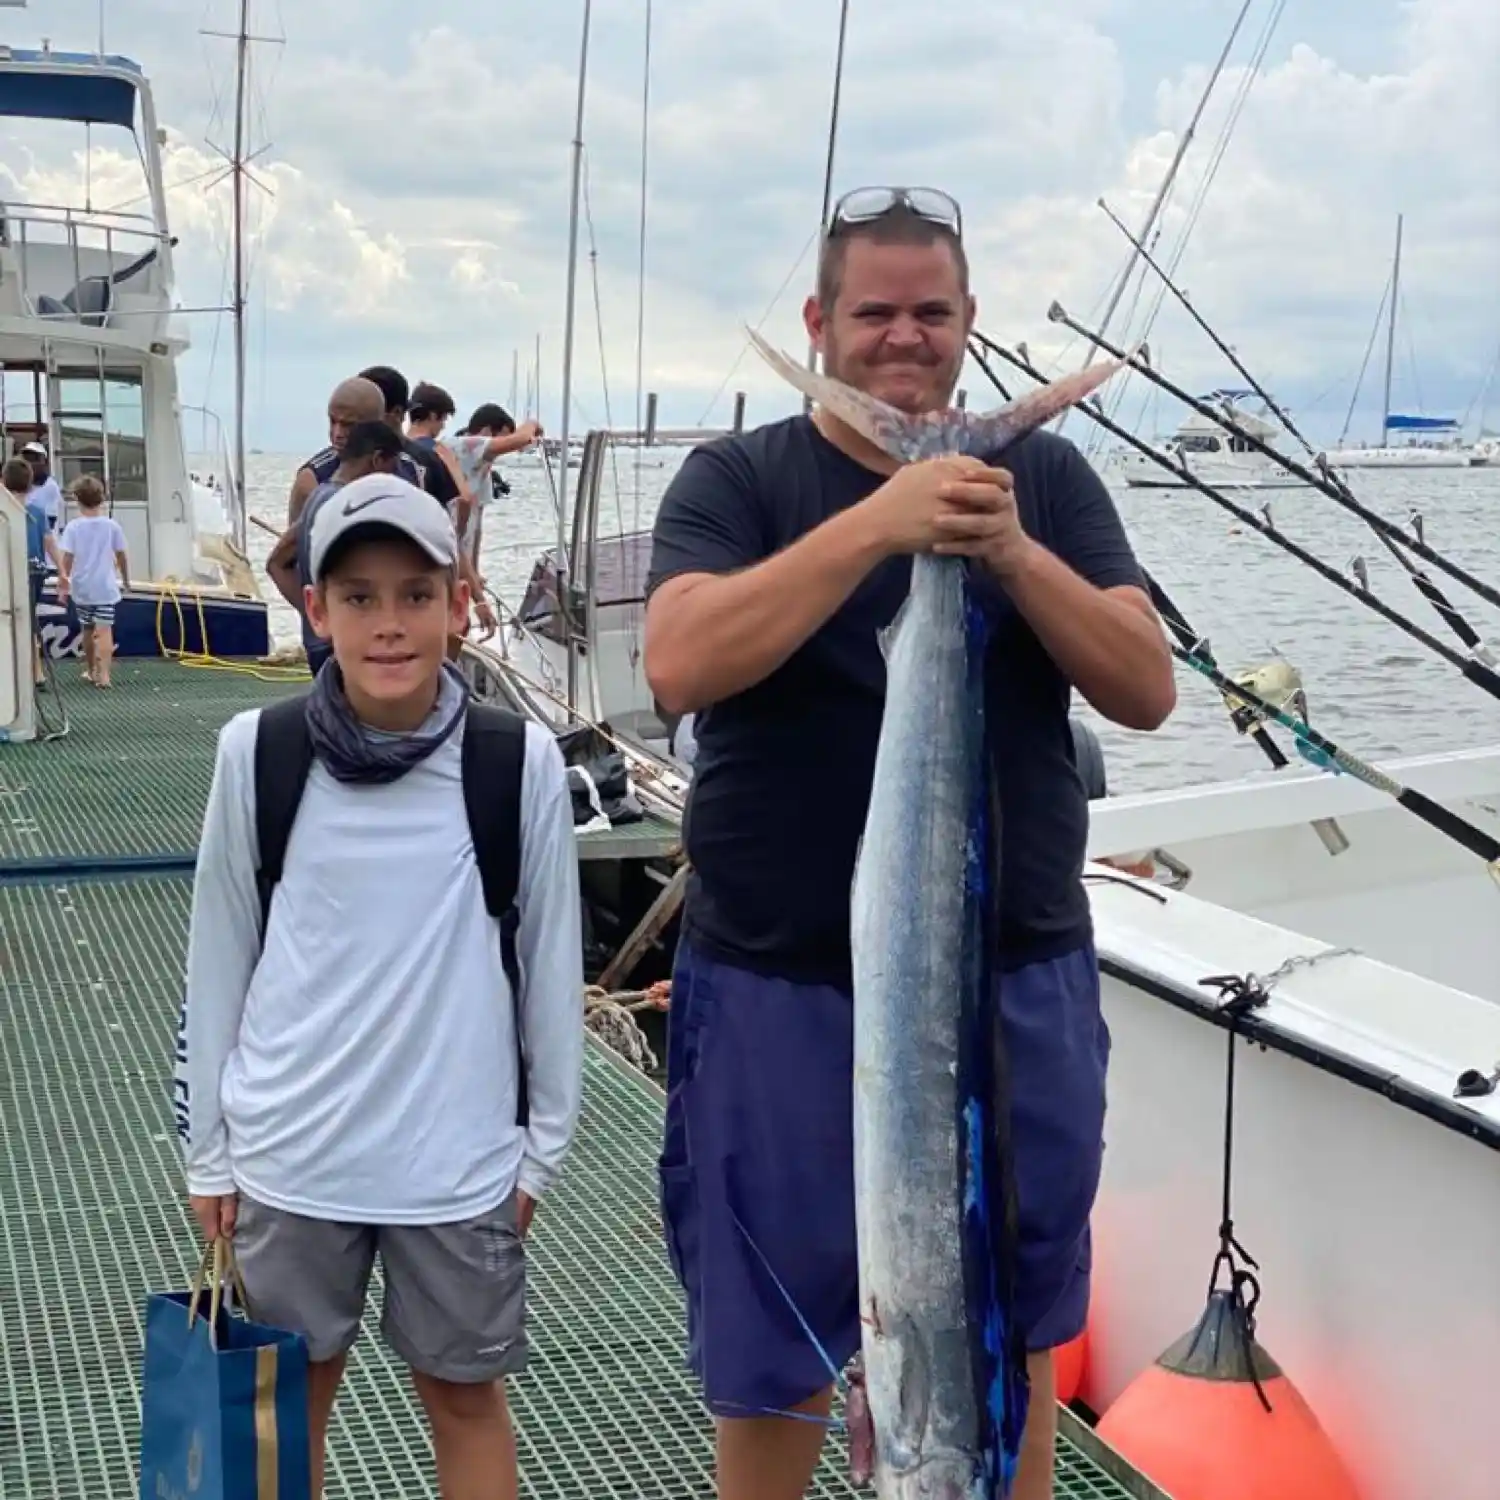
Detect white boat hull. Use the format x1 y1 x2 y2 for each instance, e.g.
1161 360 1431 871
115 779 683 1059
1083 746 1500 1500
1326 446 1479 470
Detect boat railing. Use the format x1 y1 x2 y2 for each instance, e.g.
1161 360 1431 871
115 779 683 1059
530 401 750 717
0 199 170 326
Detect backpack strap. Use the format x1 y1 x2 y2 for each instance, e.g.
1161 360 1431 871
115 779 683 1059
460 700 531 1128
253 693 316 944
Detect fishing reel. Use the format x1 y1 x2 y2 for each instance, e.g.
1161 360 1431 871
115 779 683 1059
1221 659 1308 737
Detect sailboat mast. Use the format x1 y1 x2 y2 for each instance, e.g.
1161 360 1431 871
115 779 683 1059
229 0 250 549
557 0 593 532
805 0 851 405
1381 213 1403 447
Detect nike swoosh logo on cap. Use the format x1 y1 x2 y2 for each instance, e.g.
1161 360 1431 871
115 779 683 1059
341 495 384 515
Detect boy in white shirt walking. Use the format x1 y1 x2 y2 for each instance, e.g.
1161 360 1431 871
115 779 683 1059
57 474 129 687
175 474 585 1499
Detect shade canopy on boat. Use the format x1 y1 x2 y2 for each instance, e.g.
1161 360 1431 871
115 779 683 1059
0 51 145 129
1385 414 1459 431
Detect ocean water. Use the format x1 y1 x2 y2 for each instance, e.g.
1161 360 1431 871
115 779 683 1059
229 446 1500 796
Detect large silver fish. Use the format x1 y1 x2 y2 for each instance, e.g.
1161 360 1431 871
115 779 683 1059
749 328 1126 1497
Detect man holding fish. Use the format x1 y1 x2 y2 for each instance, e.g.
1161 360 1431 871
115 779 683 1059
644 186 1174 1499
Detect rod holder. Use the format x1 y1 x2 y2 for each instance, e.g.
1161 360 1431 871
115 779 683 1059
644 392 658 446
956 389 967 409
732 391 746 433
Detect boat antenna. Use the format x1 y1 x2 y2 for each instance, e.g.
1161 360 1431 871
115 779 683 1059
803 0 851 412
1094 198 1496 668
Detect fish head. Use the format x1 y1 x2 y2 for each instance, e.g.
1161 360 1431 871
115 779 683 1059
746 326 1128 465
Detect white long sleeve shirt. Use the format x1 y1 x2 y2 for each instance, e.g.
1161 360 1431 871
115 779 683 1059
175 703 584 1224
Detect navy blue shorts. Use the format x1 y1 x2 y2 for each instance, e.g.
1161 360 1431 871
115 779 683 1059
657 939 1110 1419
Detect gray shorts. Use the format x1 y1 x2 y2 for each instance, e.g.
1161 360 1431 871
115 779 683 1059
232 1191 527 1383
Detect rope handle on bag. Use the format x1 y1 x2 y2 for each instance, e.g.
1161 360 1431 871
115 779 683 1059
186 1236 254 1348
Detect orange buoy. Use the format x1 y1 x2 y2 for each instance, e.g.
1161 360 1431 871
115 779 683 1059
1096 1289 1361 1500
1053 1326 1088 1404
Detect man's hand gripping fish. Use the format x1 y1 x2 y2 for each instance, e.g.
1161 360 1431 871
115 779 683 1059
748 328 1126 1498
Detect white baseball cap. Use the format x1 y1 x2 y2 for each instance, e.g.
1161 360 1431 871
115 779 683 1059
306 472 458 581
19 441 46 457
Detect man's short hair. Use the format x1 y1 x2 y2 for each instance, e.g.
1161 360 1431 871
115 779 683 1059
343 420 406 464
816 201 970 311
72 474 106 508
359 365 410 416
3 455 34 493
464 402 515 435
409 382 456 422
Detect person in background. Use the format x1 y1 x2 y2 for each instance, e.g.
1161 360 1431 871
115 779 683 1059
20 441 63 533
360 365 497 643
286 377 419 528
443 403 542 574
58 475 129 689
266 419 406 676
405 381 475 537
5 455 60 689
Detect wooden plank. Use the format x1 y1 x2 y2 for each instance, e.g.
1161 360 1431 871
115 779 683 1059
596 861 690 991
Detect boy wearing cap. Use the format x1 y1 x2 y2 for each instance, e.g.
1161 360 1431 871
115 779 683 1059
176 474 585 1499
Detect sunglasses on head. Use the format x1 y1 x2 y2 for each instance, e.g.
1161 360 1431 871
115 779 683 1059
827 186 964 239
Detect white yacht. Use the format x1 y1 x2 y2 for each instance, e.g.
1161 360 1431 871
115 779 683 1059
0 41 268 661
1116 390 1306 490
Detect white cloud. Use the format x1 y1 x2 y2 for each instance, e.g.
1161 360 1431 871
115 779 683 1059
2 0 1495 448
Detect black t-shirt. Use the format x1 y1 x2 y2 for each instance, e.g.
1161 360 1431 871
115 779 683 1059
402 437 459 506
646 414 1146 989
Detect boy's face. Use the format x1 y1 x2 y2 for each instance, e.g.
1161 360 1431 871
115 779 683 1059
305 537 468 706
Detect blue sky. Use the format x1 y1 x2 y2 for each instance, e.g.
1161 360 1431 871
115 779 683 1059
3 0 1496 454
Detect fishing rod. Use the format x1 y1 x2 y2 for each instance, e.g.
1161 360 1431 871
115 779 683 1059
1094 198 1496 667
968 350 1291 774
1169 638 1500 880
967 331 1500 706
1041 301 1500 617
968 342 1497 872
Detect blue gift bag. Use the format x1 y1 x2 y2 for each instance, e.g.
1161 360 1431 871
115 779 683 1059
138 1238 311 1499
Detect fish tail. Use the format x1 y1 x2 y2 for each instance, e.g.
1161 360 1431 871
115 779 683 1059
957 576 1029 1494
962 356 1129 456
745 326 938 459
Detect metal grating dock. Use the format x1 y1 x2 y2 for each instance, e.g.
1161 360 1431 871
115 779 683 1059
1 661 306 867
0 664 1155 1498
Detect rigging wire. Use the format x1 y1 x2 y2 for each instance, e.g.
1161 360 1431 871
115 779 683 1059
1088 0 1288 453
695 226 821 427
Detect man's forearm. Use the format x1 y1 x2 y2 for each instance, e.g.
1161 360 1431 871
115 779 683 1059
646 503 888 714
267 559 303 613
1002 541 1176 731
